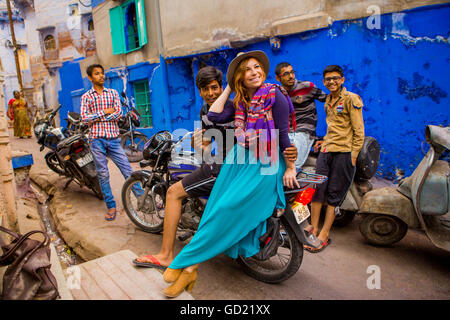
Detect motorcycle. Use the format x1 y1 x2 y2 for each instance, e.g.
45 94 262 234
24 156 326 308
118 92 149 163
34 105 103 200
358 125 449 250
301 136 381 227
122 130 328 283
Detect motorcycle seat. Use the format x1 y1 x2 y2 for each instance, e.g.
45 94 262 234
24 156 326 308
56 134 83 150
68 112 81 124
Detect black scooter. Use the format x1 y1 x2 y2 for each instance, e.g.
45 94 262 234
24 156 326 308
34 105 103 200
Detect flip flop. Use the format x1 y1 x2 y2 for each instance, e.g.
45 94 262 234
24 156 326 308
132 255 167 270
304 238 332 253
105 209 117 221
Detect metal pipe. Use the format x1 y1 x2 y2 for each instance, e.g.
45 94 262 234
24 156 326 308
6 0 23 94
154 0 172 131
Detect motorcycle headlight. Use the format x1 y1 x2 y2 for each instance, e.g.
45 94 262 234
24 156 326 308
34 122 44 138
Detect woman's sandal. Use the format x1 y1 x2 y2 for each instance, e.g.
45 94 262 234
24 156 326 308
163 269 197 298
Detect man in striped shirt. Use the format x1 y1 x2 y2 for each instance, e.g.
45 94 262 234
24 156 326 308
276 62 327 169
81 64 140 221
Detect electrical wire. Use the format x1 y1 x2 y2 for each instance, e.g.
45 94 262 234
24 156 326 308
78 0 92 8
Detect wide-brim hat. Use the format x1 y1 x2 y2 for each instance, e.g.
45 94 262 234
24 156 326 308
226 50 270 90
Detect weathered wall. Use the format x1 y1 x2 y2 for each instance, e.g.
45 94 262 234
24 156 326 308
0 4 28 110
13 0 96 115
65 2 449 179
92 0 449 59
90 0 159 74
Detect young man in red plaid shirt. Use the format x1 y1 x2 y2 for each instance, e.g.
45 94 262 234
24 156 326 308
81 64 142 221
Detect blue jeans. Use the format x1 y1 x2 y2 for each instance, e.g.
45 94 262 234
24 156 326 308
90 138 143 209
288 131 315 170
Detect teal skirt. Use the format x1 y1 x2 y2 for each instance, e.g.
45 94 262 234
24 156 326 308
169 144 286 269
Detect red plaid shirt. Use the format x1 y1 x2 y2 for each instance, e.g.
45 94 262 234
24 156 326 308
80 87 122 139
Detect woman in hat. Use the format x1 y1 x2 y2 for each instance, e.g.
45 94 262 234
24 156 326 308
161 51 299 298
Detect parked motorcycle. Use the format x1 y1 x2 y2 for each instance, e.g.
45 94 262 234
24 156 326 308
358 125 449 250
122 130 328 283
301 136 381 227
118 92 149 163
34 105 103 200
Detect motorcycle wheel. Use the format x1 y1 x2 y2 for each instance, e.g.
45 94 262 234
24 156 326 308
359 213 408 246
237 218 303 284
45 152 66 176
122 174 164 233
120 132 149 163
333 209 356 227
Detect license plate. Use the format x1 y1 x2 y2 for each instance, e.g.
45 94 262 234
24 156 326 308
76 153 93 167
292 202 310 224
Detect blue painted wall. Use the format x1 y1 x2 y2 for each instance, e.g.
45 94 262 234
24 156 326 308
91 0 106 8
57 4 449 179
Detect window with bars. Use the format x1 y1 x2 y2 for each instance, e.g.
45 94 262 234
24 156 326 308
133 80 152 127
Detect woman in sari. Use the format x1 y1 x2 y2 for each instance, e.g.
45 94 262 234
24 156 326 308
161 50 299 298
11 91 32 138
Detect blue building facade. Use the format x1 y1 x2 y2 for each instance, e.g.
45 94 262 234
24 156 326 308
58 3 450 179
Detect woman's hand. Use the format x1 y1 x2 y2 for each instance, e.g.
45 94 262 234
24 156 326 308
283 166 300 189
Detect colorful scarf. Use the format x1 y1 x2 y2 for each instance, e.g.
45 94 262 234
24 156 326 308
234 83 296 164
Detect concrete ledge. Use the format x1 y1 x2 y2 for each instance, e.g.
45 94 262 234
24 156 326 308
271 12 332 37
67 250 194 300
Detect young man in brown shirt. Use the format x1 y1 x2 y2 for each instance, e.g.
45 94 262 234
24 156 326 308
305 65 365 253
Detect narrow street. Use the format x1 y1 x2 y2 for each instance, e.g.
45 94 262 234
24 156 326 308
10 131 450 300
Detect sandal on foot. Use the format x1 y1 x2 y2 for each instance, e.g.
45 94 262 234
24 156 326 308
133 255 167 270
105 209 117 221
305 238 331 253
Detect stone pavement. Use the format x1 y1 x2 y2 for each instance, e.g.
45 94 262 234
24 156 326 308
9 132 450 300
9 133 194 300
67 250 193 300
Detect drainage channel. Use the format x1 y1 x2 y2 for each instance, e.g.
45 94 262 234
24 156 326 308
30 182 84 268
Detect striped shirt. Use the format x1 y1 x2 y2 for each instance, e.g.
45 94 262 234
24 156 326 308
80 87 122 139
288 80 327 137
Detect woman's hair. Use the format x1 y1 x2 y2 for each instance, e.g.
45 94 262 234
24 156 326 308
232 57 267 110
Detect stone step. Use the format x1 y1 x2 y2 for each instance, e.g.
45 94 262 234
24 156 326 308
65 249 194 300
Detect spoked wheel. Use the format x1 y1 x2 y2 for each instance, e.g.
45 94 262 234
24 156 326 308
237 218 303 284
359 213 408 246
122 175 165 233
45 152 66 176
120 132 149 162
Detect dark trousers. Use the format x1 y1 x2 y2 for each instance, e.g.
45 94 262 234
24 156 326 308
311 152 355 207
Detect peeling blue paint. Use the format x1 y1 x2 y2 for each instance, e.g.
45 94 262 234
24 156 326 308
58 4 450 180
398 72 447 103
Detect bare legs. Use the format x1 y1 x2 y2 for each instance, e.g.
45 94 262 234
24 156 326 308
310 201 335 242
135 181 188 267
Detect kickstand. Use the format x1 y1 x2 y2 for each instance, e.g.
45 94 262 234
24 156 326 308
64 178 73 190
